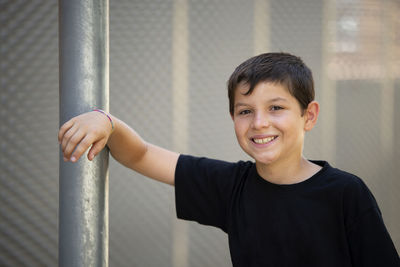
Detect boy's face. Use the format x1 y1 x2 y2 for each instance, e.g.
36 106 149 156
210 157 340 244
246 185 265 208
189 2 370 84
232 82 315 167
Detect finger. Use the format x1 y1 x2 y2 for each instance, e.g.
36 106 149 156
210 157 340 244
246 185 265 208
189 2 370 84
58 119 75 143
70 134 96 162
61 124 79 152
87 138 107 161
63 129 86 160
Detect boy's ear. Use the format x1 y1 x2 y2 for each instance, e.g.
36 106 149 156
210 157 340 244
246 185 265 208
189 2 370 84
304 101 319 131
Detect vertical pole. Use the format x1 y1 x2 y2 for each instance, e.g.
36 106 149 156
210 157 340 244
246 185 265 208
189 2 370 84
321 0 336 164
172 0 189 266
59 0 109 266
253 0 270 55
380 0 396 234
380 0 395 161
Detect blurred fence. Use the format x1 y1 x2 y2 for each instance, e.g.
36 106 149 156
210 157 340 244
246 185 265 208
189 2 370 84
0 0 399 266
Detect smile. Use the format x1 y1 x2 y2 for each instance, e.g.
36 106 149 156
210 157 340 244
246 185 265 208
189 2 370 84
252 136 277 144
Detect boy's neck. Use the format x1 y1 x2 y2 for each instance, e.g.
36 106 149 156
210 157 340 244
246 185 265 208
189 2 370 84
255 156 322 185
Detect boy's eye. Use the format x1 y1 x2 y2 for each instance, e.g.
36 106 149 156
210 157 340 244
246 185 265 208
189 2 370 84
270 105 283 111
238 109 251 115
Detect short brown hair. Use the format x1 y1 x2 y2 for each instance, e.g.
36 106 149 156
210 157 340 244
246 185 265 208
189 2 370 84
227 52 315 116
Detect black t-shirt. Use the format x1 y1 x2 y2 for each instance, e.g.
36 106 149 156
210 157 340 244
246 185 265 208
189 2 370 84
175 155 400 267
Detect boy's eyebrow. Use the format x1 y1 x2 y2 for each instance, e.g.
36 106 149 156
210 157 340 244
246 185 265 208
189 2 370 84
269 97 288 102
234 97 288 108
234 102 252 109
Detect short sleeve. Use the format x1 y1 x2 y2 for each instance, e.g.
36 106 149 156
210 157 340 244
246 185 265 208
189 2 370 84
343 177 400 266
175 155 248 232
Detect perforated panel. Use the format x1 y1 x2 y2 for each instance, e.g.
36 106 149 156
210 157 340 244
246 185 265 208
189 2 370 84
0 1 59 266
0 0 399 266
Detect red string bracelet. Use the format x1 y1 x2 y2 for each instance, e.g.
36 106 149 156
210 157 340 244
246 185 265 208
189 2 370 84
93 109 114 131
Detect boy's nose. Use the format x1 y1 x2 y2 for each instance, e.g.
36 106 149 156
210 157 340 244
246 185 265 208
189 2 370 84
252 112 270 129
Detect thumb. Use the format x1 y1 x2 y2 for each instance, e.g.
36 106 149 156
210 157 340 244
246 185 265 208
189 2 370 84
88 138 108 161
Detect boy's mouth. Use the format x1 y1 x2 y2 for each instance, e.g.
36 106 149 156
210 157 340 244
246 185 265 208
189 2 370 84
252 136 277 144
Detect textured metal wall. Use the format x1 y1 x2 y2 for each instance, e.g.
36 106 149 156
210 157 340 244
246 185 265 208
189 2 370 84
108 1 175 266
0 1 59 266
0 0 399 266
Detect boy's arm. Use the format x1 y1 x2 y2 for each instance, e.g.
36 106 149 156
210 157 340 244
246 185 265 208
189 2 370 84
58 111 179 185
107 117 179 185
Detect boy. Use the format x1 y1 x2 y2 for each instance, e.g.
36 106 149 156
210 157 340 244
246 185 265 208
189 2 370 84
59 53 400 266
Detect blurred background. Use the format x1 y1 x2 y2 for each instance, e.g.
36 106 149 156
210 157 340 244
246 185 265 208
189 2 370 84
1 0 399 266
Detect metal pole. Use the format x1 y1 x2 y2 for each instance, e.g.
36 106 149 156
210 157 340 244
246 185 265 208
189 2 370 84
253 0 270 55
172 1 189 266
59 0 109 266
321 0 336 163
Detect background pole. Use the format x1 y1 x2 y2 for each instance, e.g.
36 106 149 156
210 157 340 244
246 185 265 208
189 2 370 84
58 0 109 266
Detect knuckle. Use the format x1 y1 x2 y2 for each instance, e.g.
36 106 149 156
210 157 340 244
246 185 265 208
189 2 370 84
59 124 67 132
80 138 92 148
70 134 81 144
61 140 68 151
64 131 73 139
61 120 73 131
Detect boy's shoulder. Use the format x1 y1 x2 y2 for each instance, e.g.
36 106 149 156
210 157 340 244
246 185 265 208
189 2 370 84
318 161 378 209
310 160 376 202
314 160 366 187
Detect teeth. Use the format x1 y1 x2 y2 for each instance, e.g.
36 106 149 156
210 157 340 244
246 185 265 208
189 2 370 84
253 136 276 144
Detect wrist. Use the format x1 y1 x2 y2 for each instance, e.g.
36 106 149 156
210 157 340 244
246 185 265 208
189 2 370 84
93 109 114 133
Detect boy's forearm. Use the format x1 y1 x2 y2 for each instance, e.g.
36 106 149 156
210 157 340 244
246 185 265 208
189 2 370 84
106 116 178 185
106 116 148 169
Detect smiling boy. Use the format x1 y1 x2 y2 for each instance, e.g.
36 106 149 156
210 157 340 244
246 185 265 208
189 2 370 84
59 52 400 266
232 81 321 184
